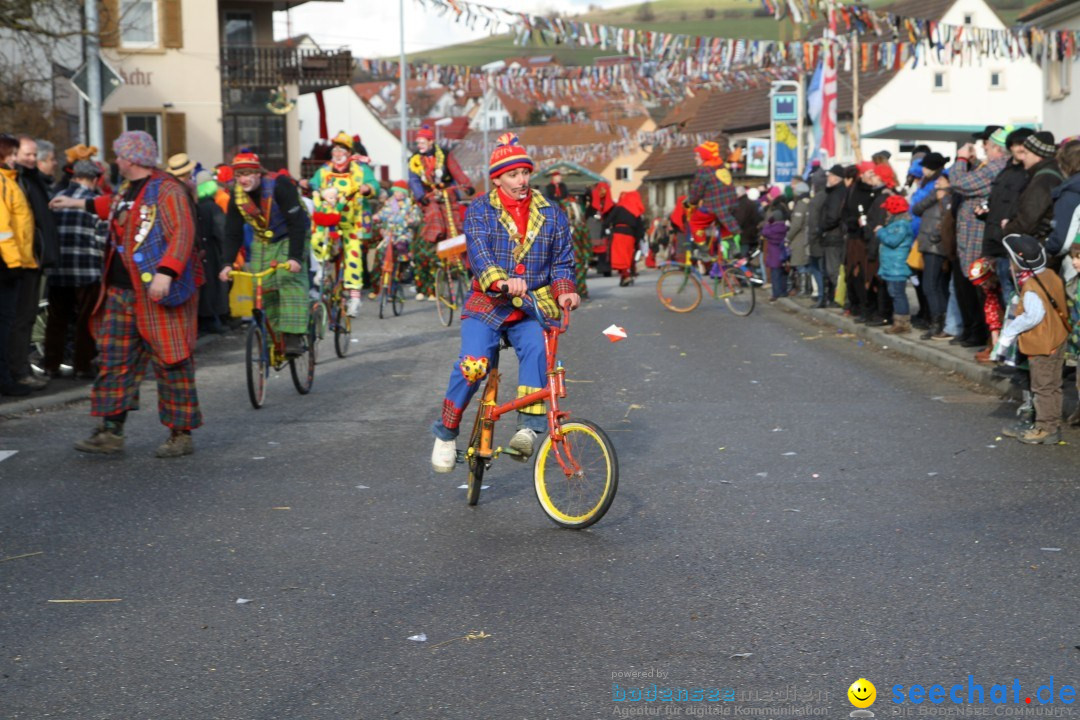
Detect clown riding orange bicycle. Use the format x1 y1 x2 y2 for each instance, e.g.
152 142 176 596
462 292 618 529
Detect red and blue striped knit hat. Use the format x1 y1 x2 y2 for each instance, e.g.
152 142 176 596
489 132 534 179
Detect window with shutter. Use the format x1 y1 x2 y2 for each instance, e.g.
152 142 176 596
162 0 182 49
119 0 159 49
99 0 120 48
165 113 187 158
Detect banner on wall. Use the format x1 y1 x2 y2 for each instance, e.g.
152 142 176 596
746 138 770 177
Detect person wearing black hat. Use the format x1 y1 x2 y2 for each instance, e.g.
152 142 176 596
983 127 1036 304
994 233 1069 444
816 164 848 306
912 154 953 340
1003 131 1064 244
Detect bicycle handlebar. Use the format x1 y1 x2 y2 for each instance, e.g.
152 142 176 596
227 261 291 280
488 288 572 333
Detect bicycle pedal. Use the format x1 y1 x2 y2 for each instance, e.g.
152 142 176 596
455 450 467 464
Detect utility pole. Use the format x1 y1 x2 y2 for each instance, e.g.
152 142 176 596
481 83 490 192
399 0 408 179
851 30 860 162
85 0 103 152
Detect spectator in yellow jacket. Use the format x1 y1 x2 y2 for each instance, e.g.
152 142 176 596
0 133 36 396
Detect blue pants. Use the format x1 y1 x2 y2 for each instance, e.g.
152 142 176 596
769 267 788 299
885 280 910 315
435 316 548 440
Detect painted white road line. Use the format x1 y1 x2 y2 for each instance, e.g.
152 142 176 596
0 450 18 463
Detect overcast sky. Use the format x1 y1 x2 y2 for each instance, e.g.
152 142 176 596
274 0 636 58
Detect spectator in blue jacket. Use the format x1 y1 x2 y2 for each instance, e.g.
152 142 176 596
876 194 915 334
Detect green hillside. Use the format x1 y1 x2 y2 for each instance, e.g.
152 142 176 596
404 0 1042 67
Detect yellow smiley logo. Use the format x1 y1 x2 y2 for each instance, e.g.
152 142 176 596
848 679 876 708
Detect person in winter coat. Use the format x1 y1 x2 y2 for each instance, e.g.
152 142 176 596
787 181 814 297
817 164 848 307
1046 140 1080 257
607 190 646 286
762 209 789 301
843 163 881 323
806 172 828 306
982 127 1034 304
875 194 915 334
950 136 1010 348
1003 131 1064 244
194 170 229 333
912 154 953 340
733 187 760 255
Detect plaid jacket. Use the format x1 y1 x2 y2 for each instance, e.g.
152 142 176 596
463 189 576 329
688 166 740 236
91 171 200 365
48 184 105 287
950 155 1007 270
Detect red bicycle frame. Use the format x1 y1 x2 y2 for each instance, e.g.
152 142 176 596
475 310 582 477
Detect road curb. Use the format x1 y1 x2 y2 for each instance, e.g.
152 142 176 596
776 297 1017 397
1 332 227 419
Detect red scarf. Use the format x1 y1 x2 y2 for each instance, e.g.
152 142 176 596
497 187 531 240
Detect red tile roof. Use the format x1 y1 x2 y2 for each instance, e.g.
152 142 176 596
1018 0 1077 22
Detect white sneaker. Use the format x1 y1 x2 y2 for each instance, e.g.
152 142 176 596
346 297 361 317
508 428 538 463
415 293 426 302
431 437 457 473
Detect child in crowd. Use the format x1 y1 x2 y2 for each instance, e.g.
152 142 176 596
995 234 1071 445
761 209 789 301
874 195 914 334
968 258 1004 364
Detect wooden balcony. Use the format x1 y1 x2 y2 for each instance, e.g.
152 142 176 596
221 45 354 90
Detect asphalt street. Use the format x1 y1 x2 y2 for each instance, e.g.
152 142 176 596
1 273 1077 719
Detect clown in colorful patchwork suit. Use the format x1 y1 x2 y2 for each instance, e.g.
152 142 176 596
408 124 474 300
430 133 580 473
372 181 421 296
48 131 204 458
309 131 376 316
686 140 742 261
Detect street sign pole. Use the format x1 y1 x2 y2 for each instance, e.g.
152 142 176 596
85 0 103 152
399 0 408 180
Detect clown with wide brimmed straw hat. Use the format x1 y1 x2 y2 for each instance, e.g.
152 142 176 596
428 132 580 474
308 130 377 317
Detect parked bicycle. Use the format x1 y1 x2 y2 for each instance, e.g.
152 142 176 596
227 263 318 409
461 292 618 529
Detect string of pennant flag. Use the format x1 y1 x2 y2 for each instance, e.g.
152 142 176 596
418 0 1080 68
357 57 802 102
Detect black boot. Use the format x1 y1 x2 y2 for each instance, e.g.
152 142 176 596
920 315 942 340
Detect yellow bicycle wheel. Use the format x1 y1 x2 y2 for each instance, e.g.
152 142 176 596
533 419 618 529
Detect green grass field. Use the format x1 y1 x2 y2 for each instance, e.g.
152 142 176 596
402 0 1041 66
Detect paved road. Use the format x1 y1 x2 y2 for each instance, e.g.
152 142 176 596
1 274 1077 719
